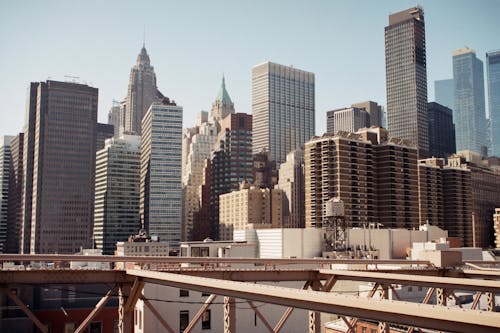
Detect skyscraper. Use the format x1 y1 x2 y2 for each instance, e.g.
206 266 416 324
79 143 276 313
326 107 370 135
96 123 114 151
486 50 500 156
125 45 164 135
211 76 235 126
351 101 383 127
23 80 98 254
200 113 253 240
108 101 122 137
6 133 23 253
427 102 456 158
304 131 376 229
181 77 234 241
0 136 13 253
182 112 218 241
140 99 183 245
385 6 429 158
435 79 454 110
305 128 419 230
93 135 141 254
252 62 315 165
252 151 278 189
276 149 304 228
20 83 38 253
418 157 473 247
453 47 487 155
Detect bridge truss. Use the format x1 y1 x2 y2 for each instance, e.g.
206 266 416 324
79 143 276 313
0 255 499 333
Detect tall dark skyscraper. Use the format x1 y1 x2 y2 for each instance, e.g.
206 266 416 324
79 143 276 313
22 80 98 254
96 122 114 151
487 50 500 156
428 102 456 158
125 45 164 135
385 6 429 158
453 47 487 156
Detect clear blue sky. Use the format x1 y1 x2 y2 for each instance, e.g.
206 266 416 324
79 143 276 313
1 0 499 137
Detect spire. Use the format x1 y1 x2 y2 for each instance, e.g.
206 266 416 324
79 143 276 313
137 44 150 66
216 75 232 104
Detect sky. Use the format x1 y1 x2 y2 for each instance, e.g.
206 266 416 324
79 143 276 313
0 0 499 137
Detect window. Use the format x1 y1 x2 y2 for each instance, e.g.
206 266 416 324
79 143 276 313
180 311 189 332
202 310 211 329
179 289 189 297
89 322 102 333
64 323 76 333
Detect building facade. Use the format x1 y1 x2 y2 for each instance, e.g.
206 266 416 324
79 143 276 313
385 6 429 158
494 208 500 248
219 184 283 240
326 107 370 135
418 158 446 229
351 101 383 127
0 136 13 253
374 135 419 229
124 45 165 135
453 47 487 156
417 156 476 247
305 128 419 230
205 113 253 240
93 135 141 254
182 114 218 241
107 101 122 137
22 80 98 254
6 133 23 253
427 102 456 158
252 61 315 165
450 153 500 247
182 77 235 241
140 100 183 246
486 50 500 156
96 122 114 151
252 151 278 189
304 131 376 228
277 149 305 228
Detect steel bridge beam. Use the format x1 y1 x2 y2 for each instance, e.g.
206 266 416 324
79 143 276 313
74 285 116 333
0 254 430 266
321 269 500 293
127 269 500 333
0 269 130 284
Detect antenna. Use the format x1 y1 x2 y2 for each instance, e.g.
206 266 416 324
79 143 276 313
143 24 146 47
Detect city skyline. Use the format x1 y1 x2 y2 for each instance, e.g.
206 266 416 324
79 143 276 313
1 0 499 138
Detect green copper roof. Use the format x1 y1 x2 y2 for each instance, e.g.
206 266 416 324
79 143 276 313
216 76 232 104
